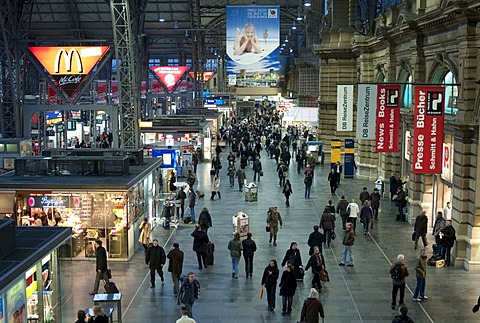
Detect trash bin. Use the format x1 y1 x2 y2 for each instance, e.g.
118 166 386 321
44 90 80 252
232 212 249 238
244 182 258 202
375 179 384 197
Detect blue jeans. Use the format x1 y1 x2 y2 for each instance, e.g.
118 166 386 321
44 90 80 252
413 276 426 298
305 185 311 198
190 207 196 223
231 257 240 277
341 245 354 265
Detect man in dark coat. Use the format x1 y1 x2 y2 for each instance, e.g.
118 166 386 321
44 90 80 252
359 187 370 205
394 187 407 222
390 173 399 200
90 239 110 295
175 187 187 219
178 272 200 318
252 158 263 182
392 305 414 323
370 188 381 220
242 232 257 278
336 195 350 231
191 225 209 270
327 169 338 195
320 211 336 247
414 210 429 250
146 239 166 288
167 242 184 295
304 246 326 291
307 225 324 255
440 220 456 266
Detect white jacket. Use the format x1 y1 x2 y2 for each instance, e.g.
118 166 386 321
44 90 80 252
212 177 221 192
347 202 360 218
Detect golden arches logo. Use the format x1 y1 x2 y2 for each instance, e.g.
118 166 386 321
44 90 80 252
54 48 83 74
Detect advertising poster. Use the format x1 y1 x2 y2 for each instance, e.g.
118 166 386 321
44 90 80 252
226 6 280 86
7 279 26 323
29 46 109 98
96 80 107 103
111 80 119 104
189 71 215 83
344 139 355 178
412 86 445 174
141 81 147 99
152 80 164 94
150 66 189 93
336 85 354 132
356 84 377 140
375 84 401 152
48 85 60 105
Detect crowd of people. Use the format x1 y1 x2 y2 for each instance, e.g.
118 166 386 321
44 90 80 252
82 104 465 323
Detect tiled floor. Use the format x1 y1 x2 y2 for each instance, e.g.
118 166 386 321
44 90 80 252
61 152 480 323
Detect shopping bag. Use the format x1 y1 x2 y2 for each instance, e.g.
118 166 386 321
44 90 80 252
319 270 330 282
107 269 112 279
259 287 264 299
370 221 374 230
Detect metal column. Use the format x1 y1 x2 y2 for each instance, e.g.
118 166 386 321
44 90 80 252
191 0 204 108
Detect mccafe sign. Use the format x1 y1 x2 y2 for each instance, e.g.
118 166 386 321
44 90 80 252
29 46 110 98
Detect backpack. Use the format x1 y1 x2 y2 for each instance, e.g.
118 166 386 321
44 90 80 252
391 264 402 280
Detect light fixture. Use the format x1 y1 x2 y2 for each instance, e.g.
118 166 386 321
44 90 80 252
184 30 189 38
304 0 311 7
296 12 303 21
174 20 178 29
290 48 293 53
292 22 297 30
158 13 165 22
285 35 289 43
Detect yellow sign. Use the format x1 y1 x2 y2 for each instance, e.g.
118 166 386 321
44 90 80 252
331 140 342 164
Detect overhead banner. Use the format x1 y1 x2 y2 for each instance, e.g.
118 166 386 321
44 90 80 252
356 84 377 140
336 85 354 131
151 66 189 92
29 46 109 98
412 86 445 174
189 71 215 82
375 84 401 152
96 80 107 103
226 6 280 86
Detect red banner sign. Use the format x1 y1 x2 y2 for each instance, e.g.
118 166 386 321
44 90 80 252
375 84 401 152
188 71 215 82
96 80 107 103
141 81 147 99
111 80 118 103
412 86 445 174
151 66 189 92
29 46 109 98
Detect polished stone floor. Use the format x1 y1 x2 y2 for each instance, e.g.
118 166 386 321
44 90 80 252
61 151 480 323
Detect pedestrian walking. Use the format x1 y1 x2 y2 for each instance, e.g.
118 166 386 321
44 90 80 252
145 239 166 288
393 187 407 222
307 225 324 256
198 207 212 233
169 171 177 192
242 232 257 278
191 225 209 270
252 157 262 181
336 195 349 231
327 168 338 195
335 161 343 185
281 242 303 279
178 272 200 318
235 167 246 192
320 210 335 247
228 232 243 278
370 188 381 220
175 187 187 219
414 210 429 250
138 218 151 253
277 162 288 187
210 174 221 200
299 288 325 323
261 259 279 311
338 222 355 267
412 248 428 302
188 188 196 224
283 179 293 207
304 246 325 292
167 243 184 296
89 240 109 295
392 305 414 323
346 199 360 232
304 172 313 199
390 254 409 309
359 200 373 235
389 173 399 201
279 264 297 316
176 306 196 323
267 207 283 246
227 161 236 188
359 187 370 205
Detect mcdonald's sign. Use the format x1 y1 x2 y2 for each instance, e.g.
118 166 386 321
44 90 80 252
29 46 109 98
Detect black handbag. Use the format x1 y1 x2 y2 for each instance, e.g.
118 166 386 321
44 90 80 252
107 269 112 279
210 169 215 176
331 231 336 240
265 224 270 232
260 170 264 176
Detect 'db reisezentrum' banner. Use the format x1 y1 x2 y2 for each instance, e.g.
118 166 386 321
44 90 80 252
412 86 445 174
356 84 377 140
226 6 279 85
336 85 354 132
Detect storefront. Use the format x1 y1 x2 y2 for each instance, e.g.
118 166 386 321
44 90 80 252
0 158 163 261
433 134 454 219
0 220 71 323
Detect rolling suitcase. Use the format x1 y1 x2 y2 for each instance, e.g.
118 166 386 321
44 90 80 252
104 281 119 294
196 189 205 198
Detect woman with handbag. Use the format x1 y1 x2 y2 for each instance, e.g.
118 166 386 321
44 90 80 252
360 200 373 235
279 263 297 316
261 259 279 311
210 174 221 200
304 246 326 292
138 218 151 253
300 288 325 323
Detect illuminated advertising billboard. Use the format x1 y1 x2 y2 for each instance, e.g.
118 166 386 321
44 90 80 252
151 66 189 92
29 46 109 98
189 71 215 82
226 6 280 86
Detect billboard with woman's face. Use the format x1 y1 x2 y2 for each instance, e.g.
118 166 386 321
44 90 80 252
226 6 280 86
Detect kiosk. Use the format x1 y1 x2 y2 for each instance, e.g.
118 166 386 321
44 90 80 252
232 212 249 238
244 182 258 202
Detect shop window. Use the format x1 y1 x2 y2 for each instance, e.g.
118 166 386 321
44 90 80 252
402 74 413 109
0 143 4 152
442 71 458 115
6 143 17 152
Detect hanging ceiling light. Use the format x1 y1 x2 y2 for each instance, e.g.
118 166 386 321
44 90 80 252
158 13 165 22
184 30 189 38
304 0 311 7
296 12 303 21
285 35 289 43
292 22 297 30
